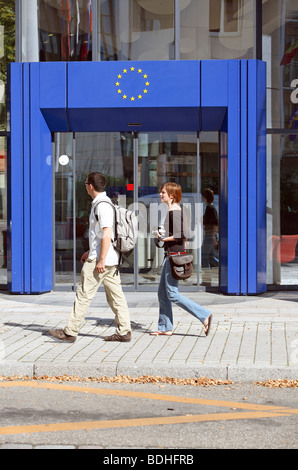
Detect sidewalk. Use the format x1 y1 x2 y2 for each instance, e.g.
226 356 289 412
0 289 297 382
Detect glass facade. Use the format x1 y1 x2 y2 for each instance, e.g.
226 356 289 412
38 0 93 61
1 1 297 290
99 0 175 61
263 0 298 286
0 0 14 286
181 0 255 60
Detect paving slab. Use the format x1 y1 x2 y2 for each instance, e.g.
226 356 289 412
0 290 297 381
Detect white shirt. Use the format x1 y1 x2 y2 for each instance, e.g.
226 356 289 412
88 192 119 266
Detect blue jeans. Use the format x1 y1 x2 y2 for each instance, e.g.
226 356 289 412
202 231 219 268
157 257 211 331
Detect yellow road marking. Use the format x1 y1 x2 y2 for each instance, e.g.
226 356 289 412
0 381 296 436
0 411 292 436
0 381 287 412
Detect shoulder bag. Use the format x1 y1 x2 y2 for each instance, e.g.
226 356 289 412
167 208 193 280
167 249 194 281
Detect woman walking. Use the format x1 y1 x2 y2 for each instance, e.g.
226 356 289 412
150 182 212 337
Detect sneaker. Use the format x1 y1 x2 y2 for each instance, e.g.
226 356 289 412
104 331 132 342
49 328 76 342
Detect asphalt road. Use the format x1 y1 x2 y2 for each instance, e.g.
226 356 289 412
0 379 297 450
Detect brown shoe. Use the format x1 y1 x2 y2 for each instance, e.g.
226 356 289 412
49 328 76 342
104 331 131 342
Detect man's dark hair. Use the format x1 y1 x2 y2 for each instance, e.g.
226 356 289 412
202 188 214 204
87 172 106 192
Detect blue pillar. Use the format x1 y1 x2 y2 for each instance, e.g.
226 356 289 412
7 63 53 293
224 60 267 294
201 60 266 294
247 60 267 294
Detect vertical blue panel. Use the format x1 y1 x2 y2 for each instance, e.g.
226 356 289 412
23 64 31 293
240 61 248 294
247 60 266 293
247 61 257 293
30 63 53 292
226 61 241 294
7 64 24 292
8 63 53 293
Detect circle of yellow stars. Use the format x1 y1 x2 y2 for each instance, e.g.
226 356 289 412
115 66 150 102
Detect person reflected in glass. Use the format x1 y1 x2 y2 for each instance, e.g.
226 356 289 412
150 182 213 337
201 188 219 281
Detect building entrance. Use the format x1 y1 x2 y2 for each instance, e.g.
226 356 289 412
8 59 266 294
53 131 219 291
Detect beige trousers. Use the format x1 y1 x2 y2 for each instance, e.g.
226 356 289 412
64 259 131 337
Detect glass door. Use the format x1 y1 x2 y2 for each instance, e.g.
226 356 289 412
54 131 134 289
54 133 74 288
53 131 219 290
200 132 220 288
137 132 199 288
74 132 134 288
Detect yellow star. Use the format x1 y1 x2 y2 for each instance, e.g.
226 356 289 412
117 89 122 94
143 89 148 94
138 69 142 73
130 96 135 101
130 66 135 71
123 69 127 73
117 74 122 79
145 81 150 86
123 94 127 99
138 94 142 99
115 81 120 86
143 74 147 78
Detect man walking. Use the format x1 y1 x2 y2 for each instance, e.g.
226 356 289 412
49 172 132 343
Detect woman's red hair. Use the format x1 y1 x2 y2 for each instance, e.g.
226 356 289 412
160 182 182 204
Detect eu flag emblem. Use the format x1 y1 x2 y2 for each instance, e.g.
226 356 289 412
115 66 150 102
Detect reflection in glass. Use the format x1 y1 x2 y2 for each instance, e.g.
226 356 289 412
54 133 74 286
137 132 198 286
263 1 298 287
54 132 220 290
0 136 7 284
38 0 92 61
74 132 134 286
181 0 254 60
0 0 15 130
209 0 240 33
263 1 298 130
137 132 219 288
99 0 174 61
267 134 298 286
54 132 134 288
200 132 220 287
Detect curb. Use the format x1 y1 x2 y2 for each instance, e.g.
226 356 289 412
1 361 297 382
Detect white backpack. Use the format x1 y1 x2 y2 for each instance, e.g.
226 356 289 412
94 200 138 256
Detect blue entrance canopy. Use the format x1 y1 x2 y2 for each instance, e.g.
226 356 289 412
7 60 266 295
